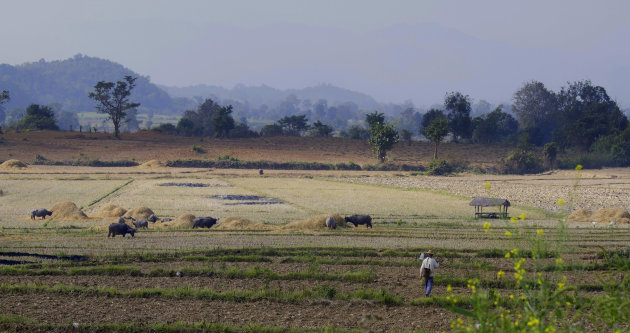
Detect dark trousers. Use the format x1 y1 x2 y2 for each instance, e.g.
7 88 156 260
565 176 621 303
424 276 434 296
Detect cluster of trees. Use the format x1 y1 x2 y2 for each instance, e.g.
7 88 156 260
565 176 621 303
512 80 629 165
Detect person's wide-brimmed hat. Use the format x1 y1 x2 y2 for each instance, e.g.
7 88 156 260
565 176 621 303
426 250 434 255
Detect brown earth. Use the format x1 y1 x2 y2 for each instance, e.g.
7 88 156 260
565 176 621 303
0 130 515 167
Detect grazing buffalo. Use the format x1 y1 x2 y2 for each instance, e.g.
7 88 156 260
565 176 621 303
344 215 372 228
133 219 148 229
147 214 158 223
108 223 136 238
31 209 52 220
325 216 336 230
193 217 217 229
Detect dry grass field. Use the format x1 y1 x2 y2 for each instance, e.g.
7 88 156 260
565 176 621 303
0 130 513 167
1 132 629 332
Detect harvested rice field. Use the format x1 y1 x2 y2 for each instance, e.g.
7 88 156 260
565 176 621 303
1 165 629 332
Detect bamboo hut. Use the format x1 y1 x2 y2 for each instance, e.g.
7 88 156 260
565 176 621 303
469 197 510 218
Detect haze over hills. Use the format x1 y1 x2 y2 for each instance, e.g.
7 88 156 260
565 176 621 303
0 55 389 119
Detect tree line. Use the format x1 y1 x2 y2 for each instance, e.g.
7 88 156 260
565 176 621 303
2 76 630 171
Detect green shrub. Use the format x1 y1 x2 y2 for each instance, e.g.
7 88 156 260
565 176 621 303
501 148 542 174
425 158 453 175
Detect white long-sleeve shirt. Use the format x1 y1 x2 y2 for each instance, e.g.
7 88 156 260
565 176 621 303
420 257 439 277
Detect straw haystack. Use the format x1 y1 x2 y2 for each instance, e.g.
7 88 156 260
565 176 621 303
282 214 346 231
49 201 88 221
124 206 155 220
96 204 127 218
138 160 164 168
0 159 28 169
154 214 196 229
566 208 630 224
214 216 270 230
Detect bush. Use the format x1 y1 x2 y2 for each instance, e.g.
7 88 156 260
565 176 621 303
259 124 283 137
152 123 177 135
229 124 259 138
501 149 542 174
426 159 453 175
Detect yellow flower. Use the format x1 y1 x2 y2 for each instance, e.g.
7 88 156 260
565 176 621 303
545 326 557 333
483 222 491 232
510 216 519 223
509 294 514 299
575 164 583 171
511 249 519 255
558 282 565 288
497 270 505 279
566 301 571 307
505 231 512 237
484 182 491 190
519 213 527 220
528 318 539 326
555 258 564 265
505 252 511 258
536 229 544 236
557 198 566 207
514 258 526 270
447 285 452 293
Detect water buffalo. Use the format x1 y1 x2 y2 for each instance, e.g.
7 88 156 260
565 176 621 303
133 219 148 229
147 214 158 223
31 209 52 220
345 214 372 228
193 217 217 229
108 223 136 238
325 216 336 230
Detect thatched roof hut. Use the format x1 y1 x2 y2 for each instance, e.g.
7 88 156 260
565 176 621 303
469 197 510 218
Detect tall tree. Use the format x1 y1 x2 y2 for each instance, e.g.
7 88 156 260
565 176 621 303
555 80 627 150
277 114 310 136
0 90 8 105
368 122 399 162
512 81 557 145
308 120 334 137
365 111 385 127
88 76 140 138
0 90 9 124
471 106 518 144
212 105 235 138
421 109 446 138
424 117 449 159
444 92 472 142
17 104 59 131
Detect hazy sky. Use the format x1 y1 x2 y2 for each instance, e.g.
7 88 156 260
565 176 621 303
2 0 629 107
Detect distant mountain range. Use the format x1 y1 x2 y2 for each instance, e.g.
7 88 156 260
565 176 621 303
0 55 383 116
159 83 380 110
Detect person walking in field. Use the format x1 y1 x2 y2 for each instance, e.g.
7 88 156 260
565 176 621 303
419 250 439 297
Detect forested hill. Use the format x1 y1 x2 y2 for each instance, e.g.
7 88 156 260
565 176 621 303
160 83 380 111
0 55 193 115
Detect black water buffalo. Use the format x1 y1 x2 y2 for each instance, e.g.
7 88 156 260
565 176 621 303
325 216 336 230
108 223 136 238
193 217 217 229
31 209 52 220
147 214 158 223
133 219 148 229
345 215 372 228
